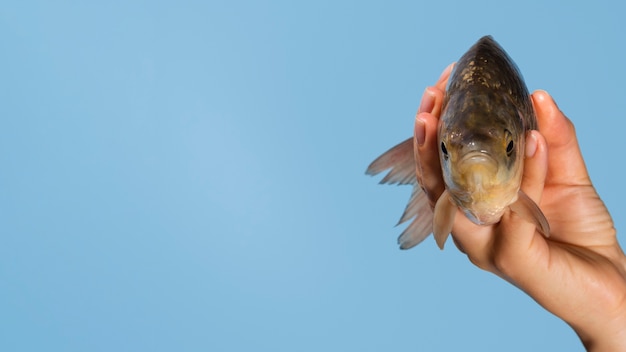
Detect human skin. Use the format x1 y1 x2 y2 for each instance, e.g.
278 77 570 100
414 64 626 351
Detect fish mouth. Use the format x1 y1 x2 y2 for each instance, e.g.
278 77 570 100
450 151 499 199
447 150 519 226
458 151 498 173
464 207 506 225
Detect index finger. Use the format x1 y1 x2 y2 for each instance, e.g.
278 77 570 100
414 63 454 207
435 62 455 91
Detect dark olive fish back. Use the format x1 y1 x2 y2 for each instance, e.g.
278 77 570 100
444 35 537 131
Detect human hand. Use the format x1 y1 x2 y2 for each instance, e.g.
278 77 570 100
416 64 626 351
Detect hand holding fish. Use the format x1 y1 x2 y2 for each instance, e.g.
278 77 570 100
367 37 626 349
417 66 626 351
368 37 551 251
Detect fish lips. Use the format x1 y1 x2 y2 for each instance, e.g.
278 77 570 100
456 151 499 184
446 151 509 225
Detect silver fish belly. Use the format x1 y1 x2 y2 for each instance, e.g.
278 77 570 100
367 35 549 250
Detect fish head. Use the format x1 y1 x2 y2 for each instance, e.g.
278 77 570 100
438 100 525 225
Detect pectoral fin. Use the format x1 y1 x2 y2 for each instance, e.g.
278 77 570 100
433 190 457 250
509 190 550 237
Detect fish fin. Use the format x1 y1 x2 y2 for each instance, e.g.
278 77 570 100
397 185 433 249
397 185 427 225
367 138 434 249
366 137 416 185
509 190 550 238
433 190 456 250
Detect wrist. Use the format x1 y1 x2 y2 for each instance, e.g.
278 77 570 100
572 309 626 351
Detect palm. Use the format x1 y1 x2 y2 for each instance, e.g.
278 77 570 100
541 183 616 248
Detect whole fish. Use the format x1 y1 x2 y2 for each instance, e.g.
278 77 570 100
367 35 549 250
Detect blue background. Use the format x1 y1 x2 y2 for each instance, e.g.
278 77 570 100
2 1 625 351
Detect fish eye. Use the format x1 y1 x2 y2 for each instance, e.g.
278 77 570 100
441 142 449 159
506 140 514 156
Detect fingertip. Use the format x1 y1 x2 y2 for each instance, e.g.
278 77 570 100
531 90 564 126
532 89 577 149
531 89 552 104
414 115 425 146
521 130 548 202
525 130 538 158
418 87 436 114
415 110 445 206
527 130 547 164
416 84 445 117
416 111 439 149
532 91 591 185
435 62 455 90
532 90 556 126
438 62 455 80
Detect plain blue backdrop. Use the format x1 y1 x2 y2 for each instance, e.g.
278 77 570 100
2 1 625 351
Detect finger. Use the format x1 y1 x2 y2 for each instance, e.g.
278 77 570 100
418 65 450 117
520 131 548 203
450 213 495 271
414 88 445 207
413 64 452 205
531 90 591 186
435 62 455 91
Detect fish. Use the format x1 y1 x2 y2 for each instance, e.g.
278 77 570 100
366 35 550 250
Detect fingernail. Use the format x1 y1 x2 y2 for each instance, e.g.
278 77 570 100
418 87 436 114
415 116 426 146
525 131 537 158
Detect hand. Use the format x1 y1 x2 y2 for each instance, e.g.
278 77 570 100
416 64 626 351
